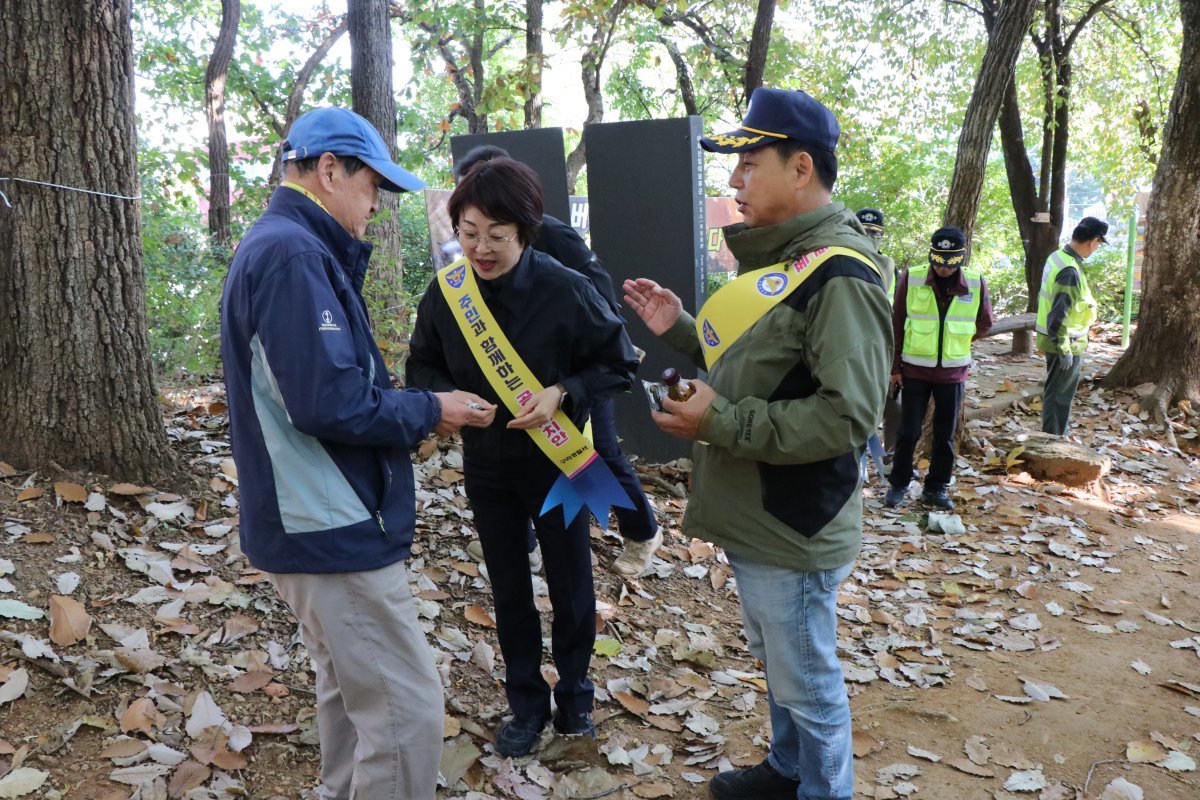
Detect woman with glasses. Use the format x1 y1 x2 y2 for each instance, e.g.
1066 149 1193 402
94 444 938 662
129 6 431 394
406 158 640 757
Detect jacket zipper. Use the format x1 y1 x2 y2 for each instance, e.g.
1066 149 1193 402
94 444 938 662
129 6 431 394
376 458 392 539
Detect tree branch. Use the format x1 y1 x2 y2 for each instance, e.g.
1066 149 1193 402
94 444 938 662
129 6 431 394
1065 0 1112 52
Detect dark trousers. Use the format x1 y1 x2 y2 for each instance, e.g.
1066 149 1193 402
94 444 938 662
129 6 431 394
1042 352 1083 436
524 396 658 551
590 396 658 541
888 378 964 492
464 456 595 721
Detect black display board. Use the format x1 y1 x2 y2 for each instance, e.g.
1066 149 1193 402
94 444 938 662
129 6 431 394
451 128 571 223
584 117 706 464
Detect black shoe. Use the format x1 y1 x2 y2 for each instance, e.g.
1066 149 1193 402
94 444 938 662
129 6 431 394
494 715 547 757
553 710 596 737
922 488 954 509
709 759 800 800
884 485 907 507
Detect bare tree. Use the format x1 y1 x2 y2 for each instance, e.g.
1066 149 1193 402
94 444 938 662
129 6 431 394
0 0 175 480
349 0 405 295
565 0 630 191
205 0 240 249
525 0 544 128
942 0 1036 241
743 0 776 104
997 0 1112 354
1103 0 1200 436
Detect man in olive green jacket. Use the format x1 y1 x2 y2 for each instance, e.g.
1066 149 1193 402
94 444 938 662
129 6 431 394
624 88 891 800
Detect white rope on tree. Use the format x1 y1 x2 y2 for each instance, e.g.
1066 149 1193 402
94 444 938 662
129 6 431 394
0 176 142 208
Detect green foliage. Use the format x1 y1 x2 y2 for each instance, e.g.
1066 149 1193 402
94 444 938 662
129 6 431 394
139 143 227 377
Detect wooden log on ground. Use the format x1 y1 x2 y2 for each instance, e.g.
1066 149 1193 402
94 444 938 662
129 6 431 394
981 312 1036 338
992 431 1111 486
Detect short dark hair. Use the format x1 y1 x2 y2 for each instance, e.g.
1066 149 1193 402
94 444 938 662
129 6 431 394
286 154 367 178
453 144 510 182
765 140 837 191
447 157 543 246
1071 223 1102 243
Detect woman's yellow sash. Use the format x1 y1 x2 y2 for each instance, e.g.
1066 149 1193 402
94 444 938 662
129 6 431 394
437 257 632 522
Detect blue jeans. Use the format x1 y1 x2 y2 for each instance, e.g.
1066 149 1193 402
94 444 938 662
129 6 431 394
727 552 854 800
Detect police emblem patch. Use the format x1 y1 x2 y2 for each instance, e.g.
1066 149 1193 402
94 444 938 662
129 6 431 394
702 319 720 347
446 264 467 289
756 272 788 297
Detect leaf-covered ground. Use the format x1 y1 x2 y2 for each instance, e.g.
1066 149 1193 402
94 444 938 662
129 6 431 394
2 328 1199 800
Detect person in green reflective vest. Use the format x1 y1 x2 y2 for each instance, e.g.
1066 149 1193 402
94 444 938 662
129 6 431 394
1036 217 1106 436
885 226 993 510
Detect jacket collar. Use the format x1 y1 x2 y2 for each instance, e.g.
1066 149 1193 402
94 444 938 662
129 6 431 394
722 202 888 279
477 246 537 312
1062 244 1085 266
922 265 969 296
269 186 374 290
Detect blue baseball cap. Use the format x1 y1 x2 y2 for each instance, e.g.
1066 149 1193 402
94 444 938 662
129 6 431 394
281 107 425 193
700 88 840 154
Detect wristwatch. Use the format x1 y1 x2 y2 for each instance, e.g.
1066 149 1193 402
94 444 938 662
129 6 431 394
555 383 568 410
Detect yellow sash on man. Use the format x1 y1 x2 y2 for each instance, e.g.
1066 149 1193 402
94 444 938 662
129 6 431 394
696 246 881 369
437 257 598 479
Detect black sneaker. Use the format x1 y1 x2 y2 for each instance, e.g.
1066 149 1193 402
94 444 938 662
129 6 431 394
494 715 547 757
922 488 954 509
553 710 596 737
709 759 800 800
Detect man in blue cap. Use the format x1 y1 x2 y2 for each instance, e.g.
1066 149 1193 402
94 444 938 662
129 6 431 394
221 107 494 800
624 88 892 800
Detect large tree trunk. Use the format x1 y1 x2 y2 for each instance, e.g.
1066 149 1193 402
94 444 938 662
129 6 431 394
348 0 404 306
1103 0 1200 416
0 0 175 481
943 0 1036 241
204 0 240 250
743 0 776 106
525 0 544 129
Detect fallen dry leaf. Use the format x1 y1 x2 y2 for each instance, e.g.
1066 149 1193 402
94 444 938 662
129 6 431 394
463 604 496 628
119 697 163 735
48 595 92 646
15 487 43 502
53 482 87 503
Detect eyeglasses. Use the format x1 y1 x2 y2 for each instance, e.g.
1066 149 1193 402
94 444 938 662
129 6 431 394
456 229 518 247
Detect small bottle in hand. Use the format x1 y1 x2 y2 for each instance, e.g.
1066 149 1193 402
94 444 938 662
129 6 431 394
661 368 696 403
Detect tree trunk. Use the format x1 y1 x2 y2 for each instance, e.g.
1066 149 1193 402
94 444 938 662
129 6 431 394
565 0 629 192
659 36 699 116
0 0 175 481
204 0 240 250
743 0 776 107
943 0 1035 242
1104 0 1200 410
269 16 349 186
525 0 544 129
996 0 1109 355
348 0 404 305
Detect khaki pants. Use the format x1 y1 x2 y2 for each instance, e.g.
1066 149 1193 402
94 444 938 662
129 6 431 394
271 560 443 800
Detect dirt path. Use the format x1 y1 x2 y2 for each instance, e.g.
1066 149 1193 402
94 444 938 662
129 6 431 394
1 329 1198 799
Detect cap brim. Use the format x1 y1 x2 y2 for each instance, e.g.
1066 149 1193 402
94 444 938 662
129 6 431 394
699 127 777 153
862 223 884 233
363 157 425 193
1098 235 1109 244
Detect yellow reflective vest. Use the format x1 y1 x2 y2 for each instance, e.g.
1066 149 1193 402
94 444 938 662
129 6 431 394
1036 247 1097 355
901 266 982 369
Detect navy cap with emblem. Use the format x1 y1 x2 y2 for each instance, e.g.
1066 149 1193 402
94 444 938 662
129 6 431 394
700 88 839 154
857 208 885 232
929 225 967 268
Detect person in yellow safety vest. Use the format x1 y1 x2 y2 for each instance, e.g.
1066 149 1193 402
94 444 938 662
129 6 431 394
1036 217 1106 436
885 226 994 510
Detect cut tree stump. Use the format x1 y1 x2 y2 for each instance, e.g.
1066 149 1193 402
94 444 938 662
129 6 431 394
992 432 1112 486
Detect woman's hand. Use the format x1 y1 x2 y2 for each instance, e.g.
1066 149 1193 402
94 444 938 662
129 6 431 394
507 384 564 430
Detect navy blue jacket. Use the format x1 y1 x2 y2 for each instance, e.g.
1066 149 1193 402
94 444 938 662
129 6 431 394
221 187 440 573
